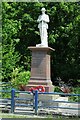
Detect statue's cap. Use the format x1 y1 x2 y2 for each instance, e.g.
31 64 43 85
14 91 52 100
41 8 46 11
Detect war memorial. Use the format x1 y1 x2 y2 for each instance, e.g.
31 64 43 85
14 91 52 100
25 8 55 92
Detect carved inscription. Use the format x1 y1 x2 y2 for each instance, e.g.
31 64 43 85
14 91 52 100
31 51 46 78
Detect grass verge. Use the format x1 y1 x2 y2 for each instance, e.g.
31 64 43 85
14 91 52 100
0 113 80 120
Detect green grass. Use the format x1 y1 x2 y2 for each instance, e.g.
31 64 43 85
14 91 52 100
0 113 80 120
0 113 44 118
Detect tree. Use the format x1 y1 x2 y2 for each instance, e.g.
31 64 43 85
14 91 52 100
2 2 80 86
48 2 80 85
2 3 20 81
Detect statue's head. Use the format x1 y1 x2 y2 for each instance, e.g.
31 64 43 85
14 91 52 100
41 8 46 14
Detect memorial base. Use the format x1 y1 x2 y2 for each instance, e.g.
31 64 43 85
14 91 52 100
26 46 55 92
25 84 54 92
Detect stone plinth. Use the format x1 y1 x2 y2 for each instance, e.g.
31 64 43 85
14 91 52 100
25 46 55 92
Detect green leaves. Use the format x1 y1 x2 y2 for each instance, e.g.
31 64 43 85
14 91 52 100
23 13 33 22
2 2 80 86
11 69 30 89
2 3 21 81
49 33 59 43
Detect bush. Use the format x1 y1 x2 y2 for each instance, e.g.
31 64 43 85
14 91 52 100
69 87 80 102
11 68 30 89
54 86 61 92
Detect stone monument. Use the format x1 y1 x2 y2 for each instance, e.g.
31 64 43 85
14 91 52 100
19 8 69 106
25 8 55 92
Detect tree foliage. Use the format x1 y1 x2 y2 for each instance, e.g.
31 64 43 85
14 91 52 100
2 2 80 86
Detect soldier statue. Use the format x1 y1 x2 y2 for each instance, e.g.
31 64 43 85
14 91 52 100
36 8 49 47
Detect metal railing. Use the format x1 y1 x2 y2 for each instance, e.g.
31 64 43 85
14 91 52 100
0 85 80 115
37 91 80 115
11 89 34 113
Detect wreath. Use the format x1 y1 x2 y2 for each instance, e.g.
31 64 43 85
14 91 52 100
29 85 45 92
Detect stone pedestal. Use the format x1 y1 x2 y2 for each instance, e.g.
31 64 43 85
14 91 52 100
25 46 55 92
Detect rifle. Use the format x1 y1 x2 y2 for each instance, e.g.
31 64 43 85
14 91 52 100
41 19 44 43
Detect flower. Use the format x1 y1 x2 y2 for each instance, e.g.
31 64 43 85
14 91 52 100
29 86 45 93
60 86 71 93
